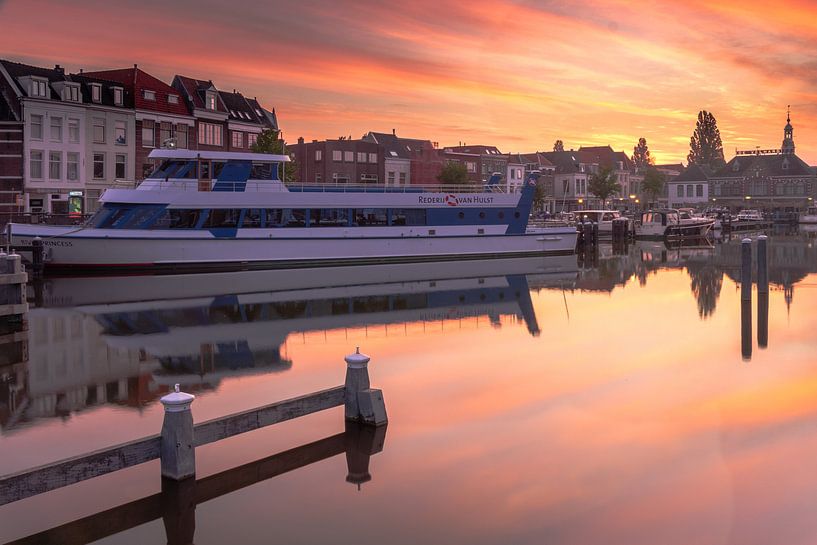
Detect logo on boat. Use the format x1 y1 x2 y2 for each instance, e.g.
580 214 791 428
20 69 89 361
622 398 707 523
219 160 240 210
445 194 458 206
417 194 495 206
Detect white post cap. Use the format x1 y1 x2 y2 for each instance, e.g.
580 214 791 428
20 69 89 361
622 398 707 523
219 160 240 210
758 234 768 240
742 238 752 243
160 383 195 412
345 347 371 369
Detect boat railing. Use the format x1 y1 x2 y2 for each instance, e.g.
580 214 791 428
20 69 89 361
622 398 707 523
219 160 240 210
128 178 519 194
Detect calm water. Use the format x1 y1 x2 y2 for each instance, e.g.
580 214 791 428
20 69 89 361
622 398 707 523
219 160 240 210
2 227 817 544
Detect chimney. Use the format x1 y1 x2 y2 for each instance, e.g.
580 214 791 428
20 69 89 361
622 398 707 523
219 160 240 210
54 64 64 75
79 68 83 74
392 128 396 136
298 136 304 144
312 139 318 143
133 63 138 69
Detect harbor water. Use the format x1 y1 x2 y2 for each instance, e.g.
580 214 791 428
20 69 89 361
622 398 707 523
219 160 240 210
1 227 817 544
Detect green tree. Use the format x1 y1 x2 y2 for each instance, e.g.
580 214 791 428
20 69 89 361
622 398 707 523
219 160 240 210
631 137 652 172
553 139 564 152
687 111 725 170
588 166 622 204
641 167 666 205
251 129 297 182
437 161 469 185
533 181 547 211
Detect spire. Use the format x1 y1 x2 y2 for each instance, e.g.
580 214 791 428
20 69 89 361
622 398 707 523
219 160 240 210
782 105 795 154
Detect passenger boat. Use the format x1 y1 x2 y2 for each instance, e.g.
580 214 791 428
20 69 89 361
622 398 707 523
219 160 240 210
635 209 715 239
728 209 772 231
573 209 630 234
799 206 817 225
8 150 577 274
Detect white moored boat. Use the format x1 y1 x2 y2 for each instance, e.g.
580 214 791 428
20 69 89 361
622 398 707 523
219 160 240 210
799 206 817 225
573 210 630 234
9 150 577 274
635 209 715 239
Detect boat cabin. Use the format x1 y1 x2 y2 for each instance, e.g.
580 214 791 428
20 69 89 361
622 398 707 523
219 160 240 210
574 210 621 223
641 210 680 226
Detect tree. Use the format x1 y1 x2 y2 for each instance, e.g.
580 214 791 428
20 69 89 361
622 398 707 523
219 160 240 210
588 166 622 204
553 139 564 152
251 129 297 182
437 161 469 185
641 167 666 205
533 181 547 212
687 110 725 170
631 137 652 172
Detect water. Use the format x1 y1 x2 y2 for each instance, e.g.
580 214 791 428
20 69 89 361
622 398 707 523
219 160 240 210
2 228 817 544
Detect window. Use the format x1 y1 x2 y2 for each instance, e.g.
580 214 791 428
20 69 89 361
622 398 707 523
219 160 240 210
309 208 349 227
332 150 342 161
93 153 105 179
206 92 216 110
243 209 262 228
354 208 388 226
64 85 80 102
168 94 179 104
115 120 126 145
68 118 80 143
466 162 476 173
391 209 427 226
696 184 703 197
142 120 155 148
388 171 395 184
198 122 223 146
344 151 354 162
676 185 683 197
357 152 367 163
369 153 377 164
399 172 406 185
200 161 211 180
31 79 48 98
50 117 62 141
30 150 43 179
31 114 42 139
113 87 123 106
67 152 78 181
143 90 156 101
91 84 101 103
265 209 306 227
315 150 323 161
175 125 188 148
49 151 61 180
247 133 257 148
115 154 126 178
232 131 243 148
203 209 241 228
160 122 172 145
93 118 105 143
686 184 693 197
315 173 322 183
152 209 202 229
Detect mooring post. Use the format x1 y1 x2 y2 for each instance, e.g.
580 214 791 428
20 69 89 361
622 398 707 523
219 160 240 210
741 299 752 361
344 347 387 426
757 235 768 294
757 292 769 350
31 237 43 279
160 384 196 481
741 238 752 302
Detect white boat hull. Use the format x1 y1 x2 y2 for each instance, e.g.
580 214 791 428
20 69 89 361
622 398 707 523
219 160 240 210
10 225 577 273
798 214 817 224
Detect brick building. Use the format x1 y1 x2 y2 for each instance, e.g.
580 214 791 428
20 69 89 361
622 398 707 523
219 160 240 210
442 145 508 184
0 82 22 215
290 138 382 184
172 75 229 153
362 131 443 186
83 66 194 180
219 90 278 152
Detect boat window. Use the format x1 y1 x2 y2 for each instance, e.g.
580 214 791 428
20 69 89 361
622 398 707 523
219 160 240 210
310 208 349 227
148 160 182 179
203 209 241 228
652 213 663 224
643 213 652 223
212 162 225 179
200 161 211 180
250 163 274 180
353 208 388 226
284 209 307 227
150 209 203 229
602 212 616 221
391 208 427 226
242 209 262 228
121 206 163 229
95 206 134 228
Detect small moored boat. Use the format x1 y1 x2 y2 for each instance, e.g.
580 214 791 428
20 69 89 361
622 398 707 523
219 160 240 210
799 206 817 225
635 209 715 239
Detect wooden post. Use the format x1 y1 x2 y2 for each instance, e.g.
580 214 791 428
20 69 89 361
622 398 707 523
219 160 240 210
344 347 387 426
757 235 768 294
160 384 196 481
741 238 752 302
31 237 44 279
741 299 752 362
161 477 197 545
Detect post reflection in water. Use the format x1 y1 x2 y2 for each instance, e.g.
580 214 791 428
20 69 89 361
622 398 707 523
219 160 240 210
3 229 817 544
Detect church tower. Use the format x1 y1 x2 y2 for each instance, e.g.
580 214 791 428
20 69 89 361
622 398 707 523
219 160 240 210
782 105 795 154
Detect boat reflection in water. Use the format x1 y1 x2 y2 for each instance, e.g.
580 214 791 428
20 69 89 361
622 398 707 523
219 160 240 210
2 256 578 432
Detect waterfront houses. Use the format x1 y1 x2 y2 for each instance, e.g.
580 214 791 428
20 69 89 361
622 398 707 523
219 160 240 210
0 81 23 215
667 164 711 208
289 137 383 184
219 89 278 152
442 145 508 184
362 131 442 186
542 150 599 211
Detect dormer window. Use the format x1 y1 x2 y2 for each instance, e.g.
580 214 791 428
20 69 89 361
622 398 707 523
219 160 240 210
113 87 123 106
90 83 102 103
206 91 216 110
168 94 179 104
732 160 740 172
63 84 80 102
143 90 156 101
30 79 48 98
255 108 263 117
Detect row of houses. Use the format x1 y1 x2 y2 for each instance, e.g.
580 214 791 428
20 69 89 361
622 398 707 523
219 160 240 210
0 60 278 215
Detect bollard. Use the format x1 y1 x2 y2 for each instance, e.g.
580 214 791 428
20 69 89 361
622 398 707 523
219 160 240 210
31 237 44 279
160 384 196 481
757 235 768 294
592 221 599 244
576 222 584 247
344 347 387 426
740 238 752 302
741 299 752 361
161 477 197 545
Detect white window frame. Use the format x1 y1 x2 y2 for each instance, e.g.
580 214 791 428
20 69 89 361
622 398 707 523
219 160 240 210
332 150 342 162
356 151 366 163
67 152 79 181
115 154 126 179
315 150 322 161
31 114 43 140
68 118 80 143
30 150 43 179
31 79 48 98
50 116 62 142
368 153 377 164
90 84 102 103
168 94 179 104
142 120 155 148
143 90 156 101
93 153 105 179
113 87 123 106
231 131 243 148
49 151 62 180
93 118 105 144
343 151 353 162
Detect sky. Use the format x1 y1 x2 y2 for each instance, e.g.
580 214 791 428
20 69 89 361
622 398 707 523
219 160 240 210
2 0 817 164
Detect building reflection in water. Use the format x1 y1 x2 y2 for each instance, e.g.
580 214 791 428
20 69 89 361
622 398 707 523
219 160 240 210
1 256 578 433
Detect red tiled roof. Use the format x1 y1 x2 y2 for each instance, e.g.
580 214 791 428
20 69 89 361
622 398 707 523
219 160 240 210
82 67 191 116
174 74 228 113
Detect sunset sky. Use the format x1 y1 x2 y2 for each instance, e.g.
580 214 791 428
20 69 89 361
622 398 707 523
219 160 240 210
2 0 817 164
